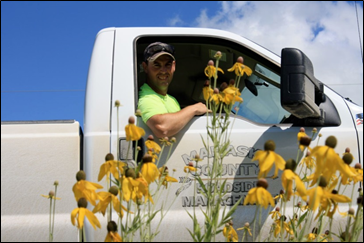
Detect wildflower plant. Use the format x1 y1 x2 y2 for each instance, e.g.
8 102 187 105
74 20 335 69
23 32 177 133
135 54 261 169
185 52 253 242
41 181 60 242
68 101 181 242
258 130 363 242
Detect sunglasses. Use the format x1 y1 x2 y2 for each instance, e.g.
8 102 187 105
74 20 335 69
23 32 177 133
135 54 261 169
144 43 175 61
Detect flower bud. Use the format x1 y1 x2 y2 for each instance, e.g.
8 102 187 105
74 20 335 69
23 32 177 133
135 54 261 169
348 208 355 215
237 56 244 63
214 51 222 59
244 222 250 227
208 60 214 66
285 159 296 171
142 154 153 163
345 147 350 153
105 153 114 161
342 153 353 165
219 82 228 92
300 136 311 147
257 178 268 189
355 163 362 169
114 100 121 107
128 116 135 124
125 168 136 179
325 136 337 149
299 127 305 133
170 137 177 143
107 221 118 232
109 186 119 196
53 180 59 186
49 191 55 197
264 140 276 151
77 198 88 208
357 195 363 206
147 135 154 141
76 170 86 181
318 177 327 188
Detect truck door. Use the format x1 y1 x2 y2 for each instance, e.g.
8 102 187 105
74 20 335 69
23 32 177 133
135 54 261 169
131 35 346 241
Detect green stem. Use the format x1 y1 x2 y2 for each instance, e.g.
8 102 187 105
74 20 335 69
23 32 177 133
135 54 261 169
51 184 58 241
49 198 52 242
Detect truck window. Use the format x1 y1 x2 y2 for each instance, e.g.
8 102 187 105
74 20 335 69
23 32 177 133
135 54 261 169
135 36 290 125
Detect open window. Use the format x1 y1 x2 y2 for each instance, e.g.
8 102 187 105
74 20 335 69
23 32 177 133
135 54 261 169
134 36 290 125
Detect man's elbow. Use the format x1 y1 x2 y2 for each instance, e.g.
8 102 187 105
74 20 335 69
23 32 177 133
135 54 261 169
151 124 170 139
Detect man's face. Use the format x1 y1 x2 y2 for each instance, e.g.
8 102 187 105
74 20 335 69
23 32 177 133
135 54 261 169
143 55 176 95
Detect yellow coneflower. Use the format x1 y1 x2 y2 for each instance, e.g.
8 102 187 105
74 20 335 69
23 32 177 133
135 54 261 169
269 207 281 220
203 80 214 102
41 190 61 200
309 136 355 187
252 140 285 179
134 173 153 204
237 222 252 236
306 177 351 211
204 60 224 79
145 135 161 154
92 186 127 218
72 170 103 206
141 154 160 184
209 88 223 105
243 178 275 209
227 57 252 77
184 162 197 173
159 166 178 188
281 159 307 201
105 221 122 242
98 153 126 182
121 168 139 202
125 116 145 141
71 198 101 230
223 221 238 242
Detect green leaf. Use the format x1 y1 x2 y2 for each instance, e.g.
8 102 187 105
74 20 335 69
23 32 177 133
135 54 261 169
221 196 243 226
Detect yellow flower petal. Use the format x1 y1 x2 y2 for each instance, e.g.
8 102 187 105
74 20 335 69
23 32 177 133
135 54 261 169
70 208 79 226
85 208 101 229
78 208 86 229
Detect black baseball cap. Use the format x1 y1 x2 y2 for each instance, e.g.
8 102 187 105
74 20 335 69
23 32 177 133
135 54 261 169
144 42 175 62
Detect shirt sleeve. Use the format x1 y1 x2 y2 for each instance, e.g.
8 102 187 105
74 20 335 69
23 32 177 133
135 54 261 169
138 94 169 123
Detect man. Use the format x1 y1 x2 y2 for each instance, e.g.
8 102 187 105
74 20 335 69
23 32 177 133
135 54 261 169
138 42 209 138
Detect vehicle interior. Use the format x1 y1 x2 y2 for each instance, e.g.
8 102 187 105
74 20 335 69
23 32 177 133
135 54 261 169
133 36 340 126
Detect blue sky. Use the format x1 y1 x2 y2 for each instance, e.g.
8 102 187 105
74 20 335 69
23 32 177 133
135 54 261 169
2 1 363 129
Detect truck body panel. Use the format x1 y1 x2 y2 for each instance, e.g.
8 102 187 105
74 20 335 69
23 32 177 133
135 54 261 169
1 121 81 242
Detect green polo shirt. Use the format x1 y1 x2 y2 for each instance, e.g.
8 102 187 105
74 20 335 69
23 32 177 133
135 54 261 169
138 83 181 123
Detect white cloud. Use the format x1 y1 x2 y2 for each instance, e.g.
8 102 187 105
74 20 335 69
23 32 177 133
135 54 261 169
168 14 184 27
191 1 363 106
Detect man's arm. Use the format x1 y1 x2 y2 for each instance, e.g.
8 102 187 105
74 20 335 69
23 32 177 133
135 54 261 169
146 102 208 138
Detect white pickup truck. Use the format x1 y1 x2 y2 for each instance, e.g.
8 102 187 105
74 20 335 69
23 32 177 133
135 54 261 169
1 27 362 242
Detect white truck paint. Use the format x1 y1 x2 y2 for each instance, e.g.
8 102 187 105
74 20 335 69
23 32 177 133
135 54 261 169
1 27 362 242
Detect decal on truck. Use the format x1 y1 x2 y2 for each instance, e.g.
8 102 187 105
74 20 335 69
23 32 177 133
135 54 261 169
177 146 281 207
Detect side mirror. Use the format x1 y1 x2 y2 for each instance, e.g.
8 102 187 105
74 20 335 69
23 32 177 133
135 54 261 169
280 48 324 119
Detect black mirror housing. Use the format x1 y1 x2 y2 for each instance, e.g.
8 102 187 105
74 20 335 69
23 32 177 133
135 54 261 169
280 48 324 119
